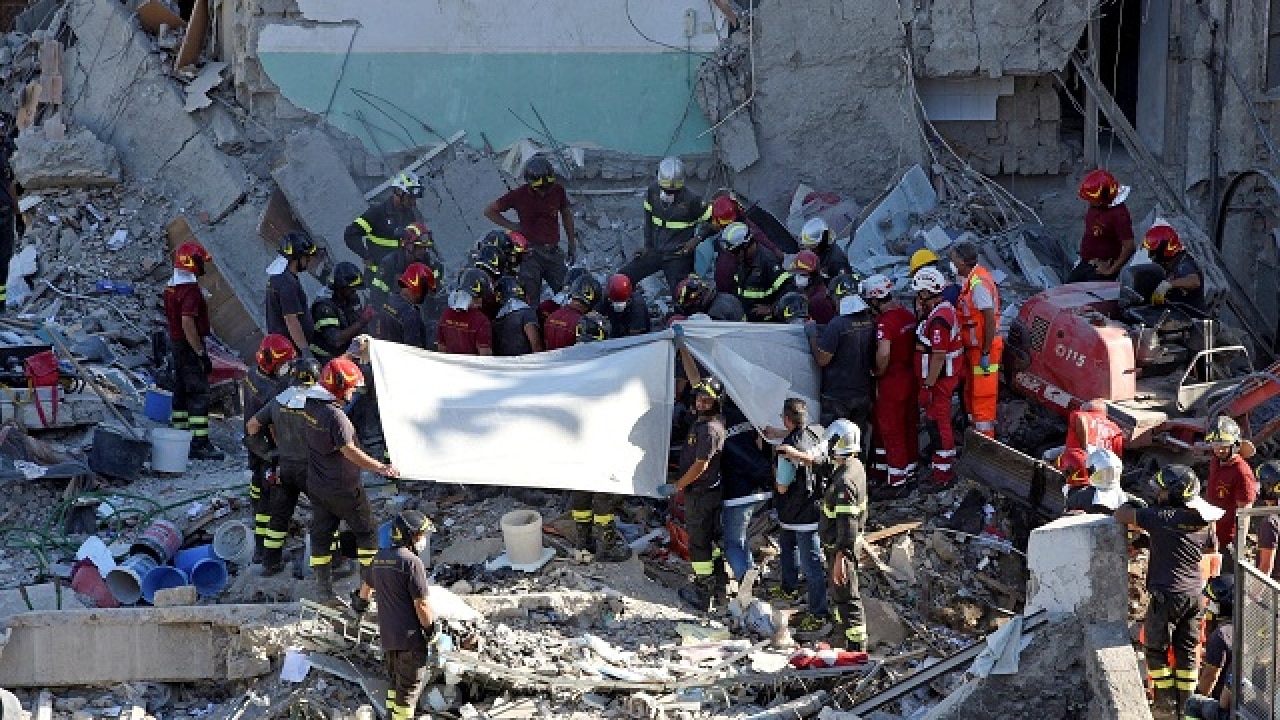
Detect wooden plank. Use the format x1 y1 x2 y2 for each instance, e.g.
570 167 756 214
865 522 922 544
174 0 208 71
15 82 40 130
135 0 183 35
362 130 466 201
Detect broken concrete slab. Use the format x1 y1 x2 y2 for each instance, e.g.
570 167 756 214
847 165 938 257
1084 621 1153 720
152 584 198 607
435 536 504 566
0 583 81 624
12 127 121 189
270 128 365 268
416 149 511 278
1025 514 1127 625
183 61 227 113
910 0 1094 77
460 590 605 623
864 598 908 648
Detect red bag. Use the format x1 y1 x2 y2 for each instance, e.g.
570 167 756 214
24 350 59 427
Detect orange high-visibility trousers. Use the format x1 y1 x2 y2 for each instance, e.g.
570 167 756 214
963 337 1003 437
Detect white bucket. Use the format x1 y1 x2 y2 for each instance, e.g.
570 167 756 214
499 509 544 567
151 428 193 473
212 520 255 566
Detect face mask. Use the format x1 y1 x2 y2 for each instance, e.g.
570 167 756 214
795 275 810 289
414 537 429 555
660 191 676 204
1207 600 1221 617
611 301 627 313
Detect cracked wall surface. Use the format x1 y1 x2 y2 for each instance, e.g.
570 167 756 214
910 0 1096 77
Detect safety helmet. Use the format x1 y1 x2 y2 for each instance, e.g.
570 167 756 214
711 196 739 227
1259 460 1280 501
494 276 525 305
523 156 555 188
1078 169 1119 206
1086 448 1123 490
401 221 433 248
828 272 859 301
911 266 948 295
474 245 505 279
1203 575 1234 619
256 334 297 377
568 273 602 307
674 275 712 314
799 217 831 249
774 291 809 323
860 274 894 301
657 156 686 190
331 262 364 290
479 229 506 250
908 248 939 276
1152 463 1200 503
824 418 861 458
791 250 820 275
458 268 493 300
279 232 318 261
398 262 437 298
391 171 424 198
721 222 751 251
1142 221 1184 261
606 273 632 303
692 376 723 409
575 313 611 343
506 232 529 267
1205 415 1242 447
319 356 364 397
174 241 212 274
289 357 321 387
391 510 431 547
1057 447 1090 487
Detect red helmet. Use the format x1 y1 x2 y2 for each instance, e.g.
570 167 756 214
711 196 740 227
606 273 632 303
398 262 437 297
320 356 364 397
508 231 529 259
1142 221 1184 260
174 241 212 274
255 333 297 376
674 275 712 314
1078 169 1119 205
791 250 820 274
401 221 432 247
1057 447 1090 488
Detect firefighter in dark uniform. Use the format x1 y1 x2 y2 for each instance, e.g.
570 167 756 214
246 358 320 576
601 273 650 337
492 277 543 356
345 172 423 294
266 232 319 356
372 221 443 308
725 222 791 321
164 241 224 460
240 334 296 562
371 263 435 349
620 156 710 294
311 262 372 361
351 510 436 720
303 357 400 601
1114 464 1224 717
819 419 869 652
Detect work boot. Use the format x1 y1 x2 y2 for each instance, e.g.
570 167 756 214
679 576 716 613
189 438 225 461
593 523 632 563
575 522 594 552
259 549 284 577
711 556 730 602
252 535 265 565
312 564 339 605
870 481 916 502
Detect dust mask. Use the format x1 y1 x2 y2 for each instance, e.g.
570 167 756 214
795 275 810 289
611 301 627 313
1207 600 1221 618
414 536 428 555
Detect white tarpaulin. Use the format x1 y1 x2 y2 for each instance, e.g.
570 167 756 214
368 322 819 497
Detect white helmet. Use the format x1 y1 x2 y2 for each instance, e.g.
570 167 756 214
911 266 948 295
1086 448 1123 490
860 274 894 300
657 156 685 190
799 217 830 249
824 418 861 457
721 221 751 250
391 171 423 197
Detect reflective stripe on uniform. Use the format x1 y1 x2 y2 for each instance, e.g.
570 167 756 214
691 560 715 576
971 363 1000 376
315 317 341 329
355 217 399 249
741 271 793 299
822 502 866 518
592 514 614 525
572 510 593 523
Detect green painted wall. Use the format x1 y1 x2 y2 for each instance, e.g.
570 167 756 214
258 51 713 156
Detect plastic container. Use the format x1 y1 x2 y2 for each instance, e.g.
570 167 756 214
499 509 544 567
212 521 254 566
129 518 183 564
143 387 173 423
140 564 188 604
776 457 797 487
151 428 192 474
105 553 158 605
88 424 150 482
175 545 228 596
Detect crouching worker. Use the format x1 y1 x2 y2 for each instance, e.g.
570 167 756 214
820 419 868 652
351 510 436 720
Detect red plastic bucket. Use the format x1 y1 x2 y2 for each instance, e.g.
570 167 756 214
130 518 183 564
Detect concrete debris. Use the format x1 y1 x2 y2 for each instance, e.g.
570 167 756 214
183 61 227 113
12 127 122 189
270 129 366 269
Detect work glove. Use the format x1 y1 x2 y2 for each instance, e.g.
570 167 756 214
1152 280 1172 305
349 590 370 615
804 321 818 339
979 353 991 373
198 352 214 376
918 384 934 408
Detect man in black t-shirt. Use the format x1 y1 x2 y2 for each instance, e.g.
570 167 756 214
672 349 727 613
266 233 319 355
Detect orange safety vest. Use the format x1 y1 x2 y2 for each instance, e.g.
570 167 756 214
956 265 1003 376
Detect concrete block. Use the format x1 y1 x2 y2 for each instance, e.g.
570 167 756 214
417 152 511 279
12 127 122 189
270 128 366 268
1085 621 1153 720
1026 514 1128 624
152 585 198 607
714 110 760 172
0 583 84 624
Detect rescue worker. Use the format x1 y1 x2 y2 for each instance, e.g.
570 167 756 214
543 273 601 351
701 194 782 294
913 267 963 489
949 241 1002 438
726 222 790 321
372 221 441 307
311 262 373 361
907 249 960 306
165 241 224 460
484 156 577 303
1113 464 1223 717
346 172 423 290
304 357 400 602
1143 221 1206 312
671 372 727 612
371 263 435 349
240 334 296 561
798 217 852 284
266 232 319 355
1065 399 1125 458
674 274 746 322
774 292 809 324
1203 415 1257 555
473 244 506 284
861 274 918 495
1070 169 1136 283
717 396 773 589
621 156 710 293
1254 460 1280 579
767 398 830 635
350 510 436 720
819 419 869 651
1063 448 1129 514
0 111 20 310
436 269 494 355
245 358 320 576
601 273 650 337
806 290 875 432
791 250 836 325
492 277 543 356
1197 574 1234 707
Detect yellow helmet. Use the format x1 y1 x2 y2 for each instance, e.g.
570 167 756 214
909 248 939 276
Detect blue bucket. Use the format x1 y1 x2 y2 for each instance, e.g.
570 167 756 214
378 521 393 549
175 545 228 597
143 387 173 423
105 553 159 605
141 565 189 604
